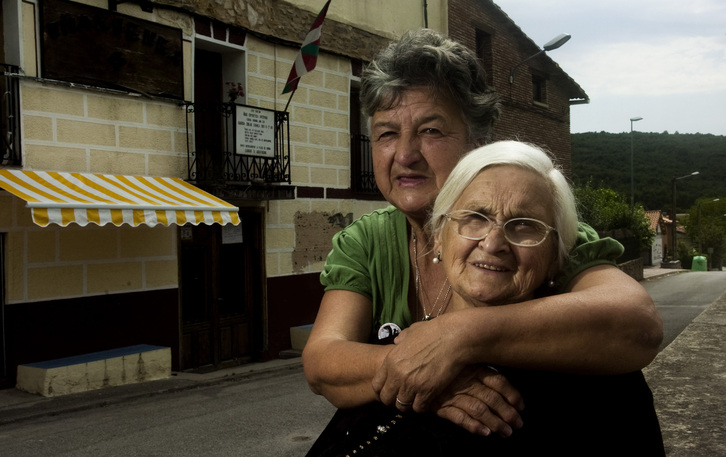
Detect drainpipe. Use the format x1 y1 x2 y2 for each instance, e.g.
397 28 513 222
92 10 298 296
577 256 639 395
423 0 428 28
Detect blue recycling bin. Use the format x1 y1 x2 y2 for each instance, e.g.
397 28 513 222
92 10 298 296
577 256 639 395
692 256 707 271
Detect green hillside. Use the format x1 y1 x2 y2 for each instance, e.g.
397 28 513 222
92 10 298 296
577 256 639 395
571 132 726 212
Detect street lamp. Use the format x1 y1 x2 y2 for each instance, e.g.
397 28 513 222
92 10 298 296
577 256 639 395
670 171 699 262
509 33 571 84
630 117 643 208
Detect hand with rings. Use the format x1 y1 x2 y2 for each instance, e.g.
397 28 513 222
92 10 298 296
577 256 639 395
395 397 413 409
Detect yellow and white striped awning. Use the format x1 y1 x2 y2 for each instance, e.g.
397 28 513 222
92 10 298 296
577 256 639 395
0 169 240 227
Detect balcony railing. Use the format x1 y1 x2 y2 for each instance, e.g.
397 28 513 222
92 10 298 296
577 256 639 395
1 64 21 167
351 133 379 195
184 102 290 185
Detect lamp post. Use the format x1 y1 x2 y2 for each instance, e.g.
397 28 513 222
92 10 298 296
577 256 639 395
670 171 699 262
630 117 643 208
509 33 571 84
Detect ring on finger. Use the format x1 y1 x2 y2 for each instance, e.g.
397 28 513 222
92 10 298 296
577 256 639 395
396 397 412 407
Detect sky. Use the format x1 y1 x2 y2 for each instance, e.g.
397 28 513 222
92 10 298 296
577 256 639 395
495 0 726 136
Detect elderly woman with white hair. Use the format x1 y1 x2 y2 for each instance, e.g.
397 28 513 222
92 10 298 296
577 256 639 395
421 141 663 454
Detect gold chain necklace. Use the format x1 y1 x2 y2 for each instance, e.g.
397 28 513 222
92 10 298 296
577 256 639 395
412 232 451 321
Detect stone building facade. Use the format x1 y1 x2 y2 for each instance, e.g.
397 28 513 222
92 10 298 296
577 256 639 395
0 0 586 387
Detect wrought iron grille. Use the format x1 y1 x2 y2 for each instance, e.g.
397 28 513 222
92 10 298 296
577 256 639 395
351 133 379 195
1 64 21 167
184 102 291 185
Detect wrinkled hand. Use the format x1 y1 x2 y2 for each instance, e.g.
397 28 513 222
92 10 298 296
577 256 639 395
372 320 464 412
371 320 524 437
432 365 524 437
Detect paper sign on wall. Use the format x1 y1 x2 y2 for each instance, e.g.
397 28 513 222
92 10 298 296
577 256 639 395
222 222 243 244
235 106 275 157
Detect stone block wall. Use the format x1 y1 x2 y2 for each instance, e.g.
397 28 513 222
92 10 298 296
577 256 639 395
244 33 389 277
20 84 188 177
619 257 645 282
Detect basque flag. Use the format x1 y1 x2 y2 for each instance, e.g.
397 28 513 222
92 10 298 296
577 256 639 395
281 0 331 94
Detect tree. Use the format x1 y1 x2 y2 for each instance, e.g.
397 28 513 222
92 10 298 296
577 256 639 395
685 198 726 269
575 182 655 257
572 132 726 212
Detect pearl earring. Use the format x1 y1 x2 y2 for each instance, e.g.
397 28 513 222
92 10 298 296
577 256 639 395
432 252 441 264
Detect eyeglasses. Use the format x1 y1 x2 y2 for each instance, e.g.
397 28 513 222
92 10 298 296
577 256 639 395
445 210 556 247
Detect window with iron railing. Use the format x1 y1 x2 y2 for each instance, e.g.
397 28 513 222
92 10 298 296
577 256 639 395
1 64 21 167
350 133 379 195
184 102 291 185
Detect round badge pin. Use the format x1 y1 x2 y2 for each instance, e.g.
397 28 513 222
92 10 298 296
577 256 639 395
378 323 402 341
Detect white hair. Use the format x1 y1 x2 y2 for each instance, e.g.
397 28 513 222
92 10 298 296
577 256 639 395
430 141 579 268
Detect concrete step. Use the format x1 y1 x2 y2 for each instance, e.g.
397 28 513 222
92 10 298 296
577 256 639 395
16 344 171 397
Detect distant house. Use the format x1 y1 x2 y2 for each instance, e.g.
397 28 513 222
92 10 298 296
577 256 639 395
645 210 666 265
654 210 689 264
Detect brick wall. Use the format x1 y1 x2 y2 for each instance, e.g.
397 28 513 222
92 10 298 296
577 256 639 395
448 0 575 175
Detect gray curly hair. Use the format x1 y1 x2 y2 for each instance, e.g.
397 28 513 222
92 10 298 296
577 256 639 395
360 29 500 145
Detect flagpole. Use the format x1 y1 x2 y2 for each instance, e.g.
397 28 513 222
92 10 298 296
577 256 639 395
284 89 295 113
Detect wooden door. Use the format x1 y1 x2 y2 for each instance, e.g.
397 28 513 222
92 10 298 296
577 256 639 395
179 211 263 372
0 234 7 388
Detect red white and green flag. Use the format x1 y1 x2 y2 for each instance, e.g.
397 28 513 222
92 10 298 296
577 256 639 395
281 0 331 95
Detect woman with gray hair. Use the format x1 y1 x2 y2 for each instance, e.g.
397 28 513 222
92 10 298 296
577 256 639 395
361 28 500 145
303 28 663 447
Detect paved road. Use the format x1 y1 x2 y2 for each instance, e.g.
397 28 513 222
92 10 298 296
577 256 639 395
642 271 726 350
0 369 335 456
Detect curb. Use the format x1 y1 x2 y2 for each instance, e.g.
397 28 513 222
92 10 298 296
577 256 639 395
641 270 689 281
